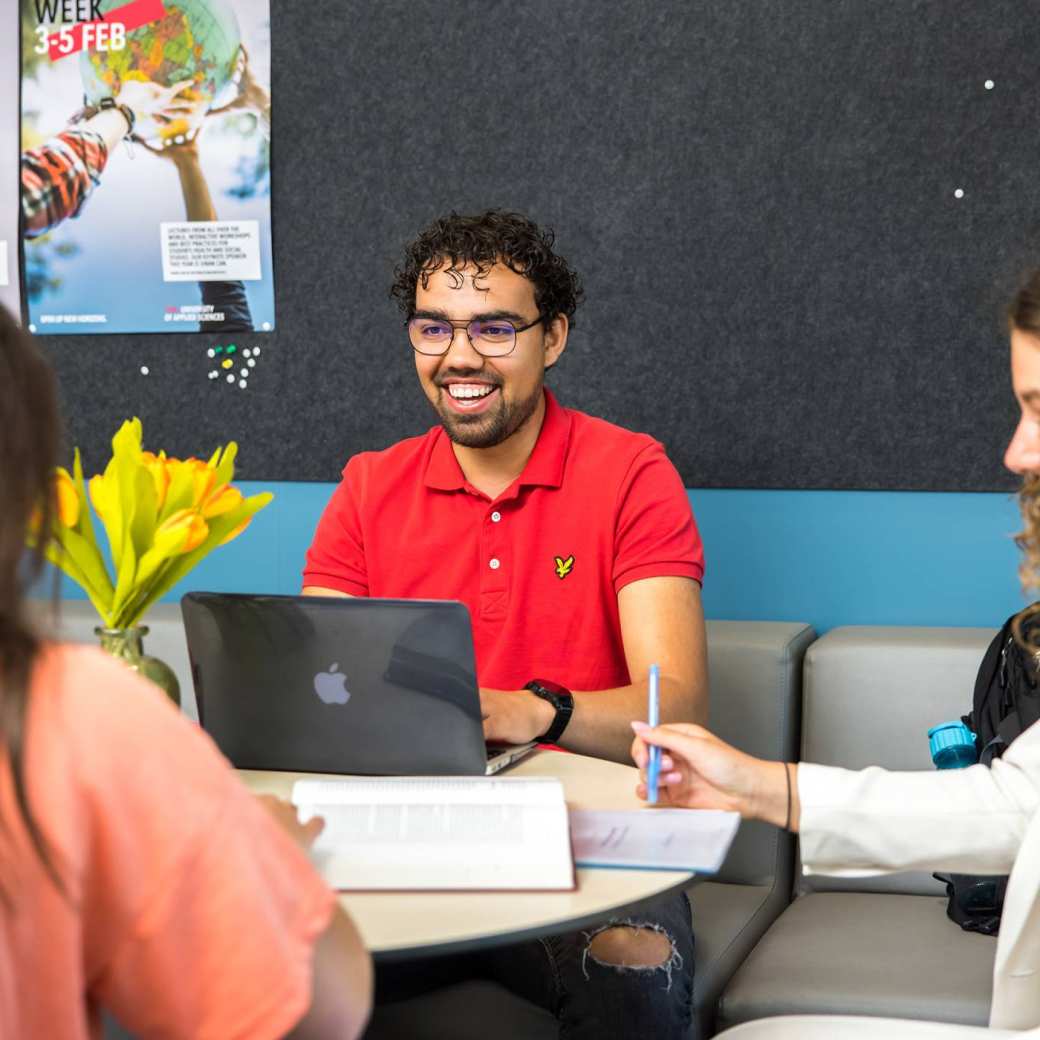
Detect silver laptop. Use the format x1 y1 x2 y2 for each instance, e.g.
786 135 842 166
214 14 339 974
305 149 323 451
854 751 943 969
181 592 535 776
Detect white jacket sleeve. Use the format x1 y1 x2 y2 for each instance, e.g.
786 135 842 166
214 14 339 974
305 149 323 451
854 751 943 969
798 719 1040 877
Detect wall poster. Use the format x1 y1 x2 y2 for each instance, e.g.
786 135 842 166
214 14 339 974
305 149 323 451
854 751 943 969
21 0 274 334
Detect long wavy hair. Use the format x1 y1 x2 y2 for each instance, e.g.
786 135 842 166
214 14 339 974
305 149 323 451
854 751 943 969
1006 271 1040 650
0 304 65 894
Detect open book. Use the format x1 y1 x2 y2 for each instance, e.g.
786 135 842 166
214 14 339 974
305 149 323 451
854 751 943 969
292 777 575 891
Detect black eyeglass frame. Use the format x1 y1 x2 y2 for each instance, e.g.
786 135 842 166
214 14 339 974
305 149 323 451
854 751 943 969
405 313 546 358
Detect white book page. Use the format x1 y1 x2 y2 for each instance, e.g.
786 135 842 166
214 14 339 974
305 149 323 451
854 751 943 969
292 776 564 806
570 809 740 873
292 777 573 890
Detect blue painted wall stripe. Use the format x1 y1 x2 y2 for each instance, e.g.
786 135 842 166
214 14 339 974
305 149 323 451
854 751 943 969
49 484 1027 635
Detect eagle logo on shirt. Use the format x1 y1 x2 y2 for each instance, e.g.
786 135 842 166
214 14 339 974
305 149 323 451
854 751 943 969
554 555 575 579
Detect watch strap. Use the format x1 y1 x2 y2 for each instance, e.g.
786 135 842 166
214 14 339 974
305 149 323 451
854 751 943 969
71 97 135 138
524 679 574 743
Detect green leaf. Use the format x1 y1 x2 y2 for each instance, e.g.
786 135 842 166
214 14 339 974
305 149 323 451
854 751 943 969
159 462 200 522
111 423 141 579
109 534 138 623
120 492 273 625
94 460 124 564
41 540 112 621
55 526 115 604
128 465 157 561
72 448 102 555
114 556 178 629
110 417 143 458
215 442 238 487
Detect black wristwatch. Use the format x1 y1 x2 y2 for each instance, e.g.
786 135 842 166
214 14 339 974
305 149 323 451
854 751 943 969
524 679 574 743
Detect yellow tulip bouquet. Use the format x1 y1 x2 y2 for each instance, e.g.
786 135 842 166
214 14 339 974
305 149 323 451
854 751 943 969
32 418 273 630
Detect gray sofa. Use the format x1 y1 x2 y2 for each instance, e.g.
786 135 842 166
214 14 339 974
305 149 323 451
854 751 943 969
718 626 1000 1033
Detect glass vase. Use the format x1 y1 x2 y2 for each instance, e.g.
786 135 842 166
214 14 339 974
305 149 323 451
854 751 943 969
95 625 181 707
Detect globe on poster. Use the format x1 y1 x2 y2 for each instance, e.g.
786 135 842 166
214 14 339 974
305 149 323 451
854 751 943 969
80 0 241 142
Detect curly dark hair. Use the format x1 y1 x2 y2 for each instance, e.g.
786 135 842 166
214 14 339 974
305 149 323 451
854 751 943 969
389 209 584 326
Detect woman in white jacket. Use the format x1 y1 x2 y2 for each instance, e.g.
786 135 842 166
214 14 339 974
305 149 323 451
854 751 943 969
631 271 1040 1039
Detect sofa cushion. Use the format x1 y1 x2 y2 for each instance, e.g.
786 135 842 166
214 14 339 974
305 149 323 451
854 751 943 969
706 622 815 887
800 626 995 896
718 892 995 1031
690 881 789 1037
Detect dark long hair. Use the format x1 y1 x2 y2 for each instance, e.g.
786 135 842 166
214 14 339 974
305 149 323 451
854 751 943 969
0 304 65 892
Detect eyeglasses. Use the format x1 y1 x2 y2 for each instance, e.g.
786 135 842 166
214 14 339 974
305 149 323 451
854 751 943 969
406 314 544 357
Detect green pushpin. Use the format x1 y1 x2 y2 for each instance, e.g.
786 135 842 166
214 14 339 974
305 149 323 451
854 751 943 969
213 345 224 355
227 344 238 355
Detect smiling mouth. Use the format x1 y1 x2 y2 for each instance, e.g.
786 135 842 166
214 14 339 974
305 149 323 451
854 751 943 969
440 382 500 411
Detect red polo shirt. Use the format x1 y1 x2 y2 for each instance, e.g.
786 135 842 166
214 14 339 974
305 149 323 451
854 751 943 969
303 390 704 692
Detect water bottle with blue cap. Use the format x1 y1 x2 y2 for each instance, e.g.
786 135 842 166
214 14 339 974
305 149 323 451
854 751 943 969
927 720 978 769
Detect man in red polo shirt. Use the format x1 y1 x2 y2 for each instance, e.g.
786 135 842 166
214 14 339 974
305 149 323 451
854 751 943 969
303 210 707 1039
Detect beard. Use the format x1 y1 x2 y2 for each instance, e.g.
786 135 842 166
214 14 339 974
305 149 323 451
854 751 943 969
435 380 543 449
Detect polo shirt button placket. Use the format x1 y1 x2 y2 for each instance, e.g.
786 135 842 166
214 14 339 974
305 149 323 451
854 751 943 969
481 506 508 620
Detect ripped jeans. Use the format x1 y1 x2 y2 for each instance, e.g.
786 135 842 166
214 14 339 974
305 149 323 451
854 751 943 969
374 889 694 1039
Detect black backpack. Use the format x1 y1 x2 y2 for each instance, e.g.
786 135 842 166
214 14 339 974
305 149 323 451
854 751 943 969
935 606 1040 935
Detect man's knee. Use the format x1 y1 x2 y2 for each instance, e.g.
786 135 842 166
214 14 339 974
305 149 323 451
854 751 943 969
586 924 674 969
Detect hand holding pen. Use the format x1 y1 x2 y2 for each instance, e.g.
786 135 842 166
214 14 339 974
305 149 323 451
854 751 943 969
630 718 799 829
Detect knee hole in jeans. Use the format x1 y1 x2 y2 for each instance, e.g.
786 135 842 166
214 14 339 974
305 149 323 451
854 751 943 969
586 924 674 969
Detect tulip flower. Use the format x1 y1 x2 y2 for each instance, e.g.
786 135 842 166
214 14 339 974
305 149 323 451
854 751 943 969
220 515 252 545
141 451 170 511
27 418 273 630
202 484 243 518
156 508 209 554
88 474 107 520
187 459 217 507
54 469 79 528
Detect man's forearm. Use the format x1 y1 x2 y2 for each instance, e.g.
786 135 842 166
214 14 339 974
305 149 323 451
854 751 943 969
561 676 705 763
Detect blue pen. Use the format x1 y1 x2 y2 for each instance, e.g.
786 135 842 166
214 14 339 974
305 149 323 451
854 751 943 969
647 664 661 804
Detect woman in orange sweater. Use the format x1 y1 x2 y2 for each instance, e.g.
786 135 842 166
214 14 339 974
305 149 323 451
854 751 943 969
0 302 371 1040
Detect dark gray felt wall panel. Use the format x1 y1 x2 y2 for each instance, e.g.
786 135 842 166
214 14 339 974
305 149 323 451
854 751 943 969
32 0 1036 490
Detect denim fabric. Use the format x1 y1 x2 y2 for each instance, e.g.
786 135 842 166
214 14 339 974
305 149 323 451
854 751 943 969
373 889 694 1039
484 889 694 1039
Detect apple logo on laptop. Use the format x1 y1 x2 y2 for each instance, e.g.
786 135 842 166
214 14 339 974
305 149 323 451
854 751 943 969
314 663 351 705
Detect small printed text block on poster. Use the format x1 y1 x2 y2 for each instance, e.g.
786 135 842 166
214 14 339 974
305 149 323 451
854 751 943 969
160 221 262 282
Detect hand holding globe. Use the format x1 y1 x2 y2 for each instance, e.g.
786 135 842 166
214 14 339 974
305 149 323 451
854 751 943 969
80 0 242 144
114 77 196 136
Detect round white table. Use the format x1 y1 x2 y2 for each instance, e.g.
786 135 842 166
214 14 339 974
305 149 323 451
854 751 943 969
238 749 695 961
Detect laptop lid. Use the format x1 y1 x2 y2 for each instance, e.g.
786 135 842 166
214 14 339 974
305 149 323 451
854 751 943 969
181 592 490 775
